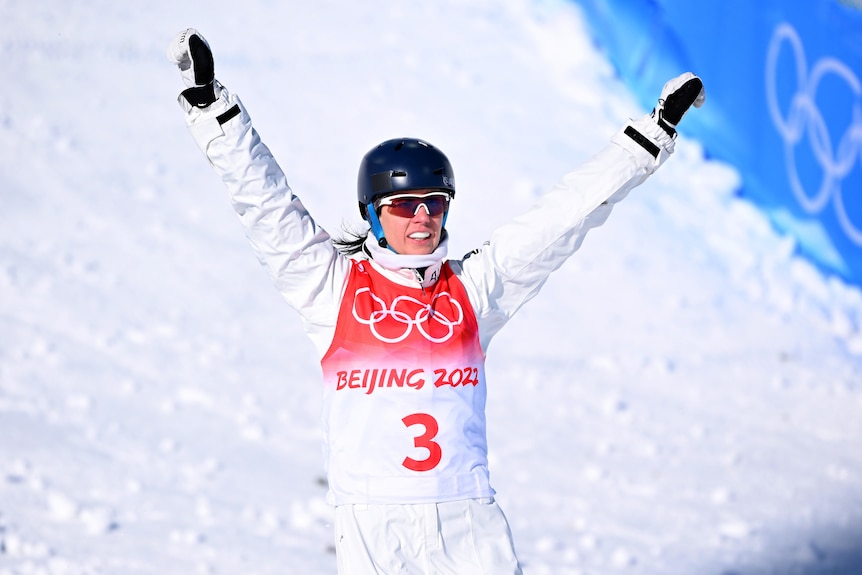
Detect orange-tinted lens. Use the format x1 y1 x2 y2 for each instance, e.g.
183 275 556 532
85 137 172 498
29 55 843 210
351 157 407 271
384 196 449 217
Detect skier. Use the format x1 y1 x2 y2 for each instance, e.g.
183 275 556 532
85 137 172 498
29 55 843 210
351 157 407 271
167 28 704 574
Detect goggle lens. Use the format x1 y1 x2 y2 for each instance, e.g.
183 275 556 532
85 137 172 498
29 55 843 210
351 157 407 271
377 193 451 218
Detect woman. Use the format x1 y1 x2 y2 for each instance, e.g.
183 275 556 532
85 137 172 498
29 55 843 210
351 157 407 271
168 28 704 574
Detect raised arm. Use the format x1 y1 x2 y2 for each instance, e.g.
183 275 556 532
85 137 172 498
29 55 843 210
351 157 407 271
455 73 705 351
167 29 348 356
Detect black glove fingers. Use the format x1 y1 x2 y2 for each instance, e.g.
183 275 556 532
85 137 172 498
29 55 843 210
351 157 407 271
189 35 214 86
662 77 704 126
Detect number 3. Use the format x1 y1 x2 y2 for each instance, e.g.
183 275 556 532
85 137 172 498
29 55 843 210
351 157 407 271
402 413 442 472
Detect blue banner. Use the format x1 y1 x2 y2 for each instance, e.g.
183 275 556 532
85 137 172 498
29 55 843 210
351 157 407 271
572 0 862 285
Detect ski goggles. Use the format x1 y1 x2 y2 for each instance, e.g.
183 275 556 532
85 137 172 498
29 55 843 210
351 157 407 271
374 191 452 218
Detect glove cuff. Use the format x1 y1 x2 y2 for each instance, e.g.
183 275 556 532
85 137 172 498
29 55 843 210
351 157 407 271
653 110 678 138
611 114 675 173
181 82 217 108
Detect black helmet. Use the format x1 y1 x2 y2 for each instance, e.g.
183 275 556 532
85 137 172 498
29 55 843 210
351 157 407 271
357 138 456 220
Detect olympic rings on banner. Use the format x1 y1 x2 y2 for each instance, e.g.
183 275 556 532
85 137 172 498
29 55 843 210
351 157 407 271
765 22 862 245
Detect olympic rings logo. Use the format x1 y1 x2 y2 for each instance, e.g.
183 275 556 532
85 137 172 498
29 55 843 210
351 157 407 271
351 288 464 344
765 22 862 245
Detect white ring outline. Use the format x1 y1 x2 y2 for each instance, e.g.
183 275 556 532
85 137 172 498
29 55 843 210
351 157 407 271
765 22 862 245
351 287 464 344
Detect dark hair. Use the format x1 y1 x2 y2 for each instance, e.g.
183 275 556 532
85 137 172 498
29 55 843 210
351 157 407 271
332 222 371 256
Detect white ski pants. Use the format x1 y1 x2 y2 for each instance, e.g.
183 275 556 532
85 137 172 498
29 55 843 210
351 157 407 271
334 497 522 574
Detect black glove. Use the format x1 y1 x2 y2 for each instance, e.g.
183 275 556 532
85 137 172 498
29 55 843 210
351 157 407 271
652 72 705 137
167 28 217 108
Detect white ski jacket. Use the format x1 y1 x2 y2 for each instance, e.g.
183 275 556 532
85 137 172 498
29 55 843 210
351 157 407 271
178 83 675 505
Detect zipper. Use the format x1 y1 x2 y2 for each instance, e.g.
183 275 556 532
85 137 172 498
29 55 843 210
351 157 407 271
413 269 427 296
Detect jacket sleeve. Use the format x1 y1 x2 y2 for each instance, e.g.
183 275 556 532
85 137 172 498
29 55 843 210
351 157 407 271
452 115 676 353
177 83 347 357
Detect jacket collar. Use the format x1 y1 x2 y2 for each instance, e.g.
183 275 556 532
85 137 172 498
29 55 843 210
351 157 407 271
362 232 447 289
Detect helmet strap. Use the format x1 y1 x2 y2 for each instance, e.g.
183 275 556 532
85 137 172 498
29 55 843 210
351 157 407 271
365 199 451 254
366 206 394 252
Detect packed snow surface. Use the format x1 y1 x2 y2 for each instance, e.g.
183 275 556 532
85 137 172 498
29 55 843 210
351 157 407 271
2 1 862 574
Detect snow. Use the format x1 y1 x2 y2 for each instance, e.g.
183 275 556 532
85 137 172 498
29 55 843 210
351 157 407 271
2 0 862 573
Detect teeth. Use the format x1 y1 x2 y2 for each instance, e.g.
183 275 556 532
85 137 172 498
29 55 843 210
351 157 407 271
409 232 431 240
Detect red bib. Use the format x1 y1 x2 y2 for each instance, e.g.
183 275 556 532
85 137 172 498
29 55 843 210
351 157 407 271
320 260 493 504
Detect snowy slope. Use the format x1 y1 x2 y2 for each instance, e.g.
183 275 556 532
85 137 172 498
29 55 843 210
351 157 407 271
2 1 862 574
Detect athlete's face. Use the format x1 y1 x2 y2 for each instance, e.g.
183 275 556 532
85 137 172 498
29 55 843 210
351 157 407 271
377 190 449 255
